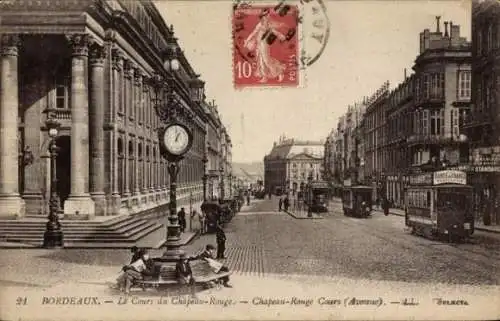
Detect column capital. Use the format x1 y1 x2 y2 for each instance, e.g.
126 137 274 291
123 59 135 79
89 44 106 66
1 34 21 56
111 48 123 71
66 33 92 57
134 69 143 86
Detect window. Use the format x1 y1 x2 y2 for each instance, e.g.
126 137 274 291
458 71 471 100
53 63 70 109
55 80 70 109
430 110 443 135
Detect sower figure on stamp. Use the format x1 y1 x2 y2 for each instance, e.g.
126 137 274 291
215 223 227 259
243 9 287 82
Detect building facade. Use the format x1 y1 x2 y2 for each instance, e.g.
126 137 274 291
363 82 390 200
465 0 500 225
386 73 415 208
407 17 471 173
0 0 230 219
264 137 324 195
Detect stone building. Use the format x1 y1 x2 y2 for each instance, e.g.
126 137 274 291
363 82 390 200
385 72 415 208
0 0 229 219
264 136 324 195
465 0 500 225
407 17 471 171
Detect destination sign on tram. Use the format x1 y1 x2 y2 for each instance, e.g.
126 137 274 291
433 170 467 185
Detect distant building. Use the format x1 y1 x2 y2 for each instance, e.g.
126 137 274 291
264 136 324 195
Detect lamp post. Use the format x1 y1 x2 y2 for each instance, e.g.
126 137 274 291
219 165 225 200
151 28 195 261
43 116 64 248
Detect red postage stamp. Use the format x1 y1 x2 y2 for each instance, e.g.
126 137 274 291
233 3 299 88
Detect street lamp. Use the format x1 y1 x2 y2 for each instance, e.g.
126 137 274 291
43 116 64 248
219 165 225 200
150 29 195 262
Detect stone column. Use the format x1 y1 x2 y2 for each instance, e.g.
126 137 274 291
0 34 25 218
89 44 107 216
64 34 95 218
133 70 141 195
109 48 123 214
123 60 132 197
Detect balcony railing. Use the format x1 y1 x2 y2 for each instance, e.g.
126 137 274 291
407 134 466 145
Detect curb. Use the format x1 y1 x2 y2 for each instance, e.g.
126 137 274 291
475 226 500 234
284 210 324 220
157 231 199 249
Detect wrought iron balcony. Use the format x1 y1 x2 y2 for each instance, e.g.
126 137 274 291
407 134 467 146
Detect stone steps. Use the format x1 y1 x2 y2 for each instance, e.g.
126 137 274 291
0 204 170 247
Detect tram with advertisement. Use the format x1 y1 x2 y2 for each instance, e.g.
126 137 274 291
341 178 373 218
405 169 474 242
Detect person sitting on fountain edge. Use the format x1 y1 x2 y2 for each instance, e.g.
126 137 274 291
195 244 232 288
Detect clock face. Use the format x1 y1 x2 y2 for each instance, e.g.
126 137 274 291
163 124 191 155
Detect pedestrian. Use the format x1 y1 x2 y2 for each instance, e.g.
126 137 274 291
117 249 155 294
178 207 186 232
215 224 226 259
246 194 250 206
278 198 282 211
175 253 194 286
284 196 289 212
268 192 272 199
195 244 232 288
383 197 389 216
196 210 206 235
129 246 142 264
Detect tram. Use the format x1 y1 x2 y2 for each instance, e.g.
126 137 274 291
341 178 373 218
405 169 474 242
305 180 330 213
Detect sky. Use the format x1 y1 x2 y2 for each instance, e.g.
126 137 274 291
154 0 471 163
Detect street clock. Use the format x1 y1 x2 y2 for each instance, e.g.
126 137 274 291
159 122 193 161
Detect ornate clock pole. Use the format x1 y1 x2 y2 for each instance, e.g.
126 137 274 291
150 29 195 262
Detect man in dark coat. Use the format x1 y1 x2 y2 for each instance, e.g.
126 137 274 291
215 224 227 259
382 198 390 216
278 198 283 211
178 208 187 232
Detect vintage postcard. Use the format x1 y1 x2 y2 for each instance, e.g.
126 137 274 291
0 0 499 320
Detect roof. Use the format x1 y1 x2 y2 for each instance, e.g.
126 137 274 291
265 139 324 160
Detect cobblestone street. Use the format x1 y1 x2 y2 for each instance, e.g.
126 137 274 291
1 197 499 286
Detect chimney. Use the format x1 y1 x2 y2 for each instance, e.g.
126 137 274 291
449 21 453 39
436 16 441 33
404 68 407 79
444 21 449 37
